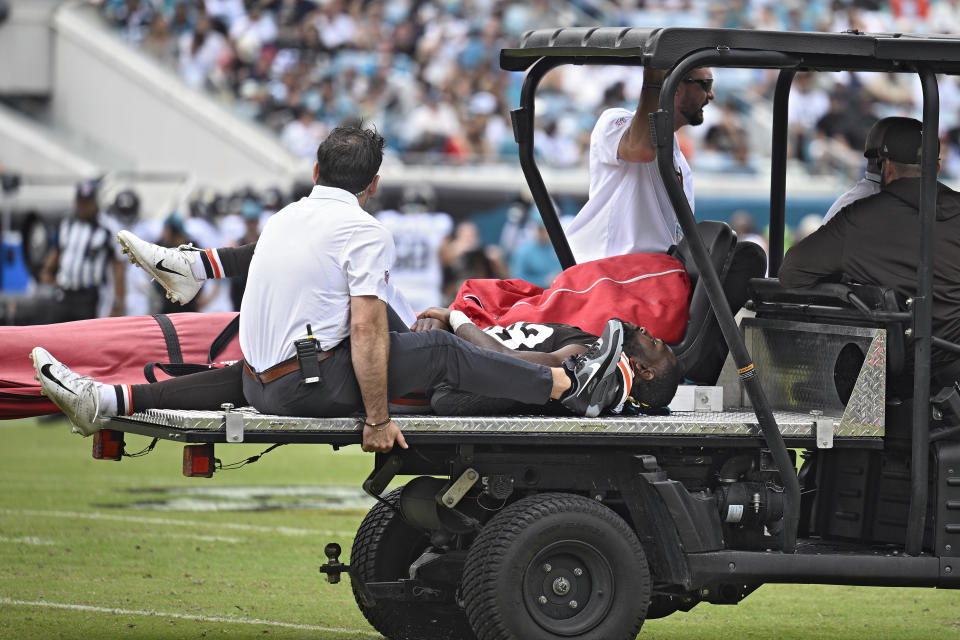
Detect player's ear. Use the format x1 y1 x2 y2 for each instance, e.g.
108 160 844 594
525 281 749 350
633 360 656 381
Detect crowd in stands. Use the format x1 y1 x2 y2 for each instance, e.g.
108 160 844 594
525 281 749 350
98 0 960 180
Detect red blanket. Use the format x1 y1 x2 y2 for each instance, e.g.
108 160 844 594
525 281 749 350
450 253 690 341
0 313 241 419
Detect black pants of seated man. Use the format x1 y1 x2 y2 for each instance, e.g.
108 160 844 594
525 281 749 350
128 304 412 413
131 304 554 417
242 309 555 418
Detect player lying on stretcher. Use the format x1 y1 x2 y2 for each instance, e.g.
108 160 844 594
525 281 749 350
30 233 685 445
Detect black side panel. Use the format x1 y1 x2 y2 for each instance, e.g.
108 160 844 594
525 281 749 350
616 460 693 589
935 441 960 557
811 449 935 549
687 550 955 588
648 480 724 553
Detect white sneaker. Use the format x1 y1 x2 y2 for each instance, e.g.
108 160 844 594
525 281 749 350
117 230 203 305
30 347 104 436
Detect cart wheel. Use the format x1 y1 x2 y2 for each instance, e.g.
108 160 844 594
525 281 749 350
462 492 650 640
350 488 474 640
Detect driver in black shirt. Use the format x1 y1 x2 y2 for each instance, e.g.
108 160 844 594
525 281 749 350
780 117 960 392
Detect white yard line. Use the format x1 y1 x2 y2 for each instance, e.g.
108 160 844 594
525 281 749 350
0 598 378 636
0 530 239 545
0 509 355 538
0 536 54 546
112 531 243 544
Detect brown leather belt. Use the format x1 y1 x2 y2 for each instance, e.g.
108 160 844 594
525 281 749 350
243 350 335 384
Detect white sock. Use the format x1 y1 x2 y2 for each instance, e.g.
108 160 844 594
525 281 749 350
98 383 118 417
190 253 208 280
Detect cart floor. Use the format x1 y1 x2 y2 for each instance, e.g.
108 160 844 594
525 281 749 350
108 407 882 448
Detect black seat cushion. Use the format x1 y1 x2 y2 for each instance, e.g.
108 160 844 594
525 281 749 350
667 221 744 384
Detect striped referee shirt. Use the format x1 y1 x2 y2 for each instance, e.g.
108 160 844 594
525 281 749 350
55 215 121 291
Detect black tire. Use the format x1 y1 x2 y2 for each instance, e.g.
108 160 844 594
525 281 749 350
462 493 651 640
350 488 474 640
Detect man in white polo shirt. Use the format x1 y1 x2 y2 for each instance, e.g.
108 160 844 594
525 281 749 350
32 127 632 452
237 125 627 452
565 68 714 262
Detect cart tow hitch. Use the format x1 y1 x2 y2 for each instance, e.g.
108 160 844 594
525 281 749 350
319 542 350 584
364 580 451 603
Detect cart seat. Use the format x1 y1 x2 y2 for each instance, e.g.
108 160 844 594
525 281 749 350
668 221 766 384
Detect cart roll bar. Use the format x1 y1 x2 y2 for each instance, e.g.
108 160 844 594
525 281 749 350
512 56 579 269
513 55 646 269
768 70 795 277
906 66 939 556
652 48 801 553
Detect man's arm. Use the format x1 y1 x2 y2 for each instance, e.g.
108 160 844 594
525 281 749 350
350 295 407 453
418 307 584 367
779 217 846 289
40 248 59 284
617 69 667 163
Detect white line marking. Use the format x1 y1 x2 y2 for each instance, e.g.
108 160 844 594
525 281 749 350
0 509 355 538
0 529 240 545
0 536 54 546
0 598 378 636
113 531 243 544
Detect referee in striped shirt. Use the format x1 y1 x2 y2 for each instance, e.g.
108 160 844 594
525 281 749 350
39 181 126 322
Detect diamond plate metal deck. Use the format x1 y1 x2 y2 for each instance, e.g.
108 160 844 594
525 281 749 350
111 407 859 439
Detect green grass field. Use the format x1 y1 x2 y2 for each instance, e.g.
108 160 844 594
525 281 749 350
0 418 958 640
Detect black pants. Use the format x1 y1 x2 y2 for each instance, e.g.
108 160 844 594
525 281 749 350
242 319 554 418
217 244 255 278
129 305 553 416
128 303 408 412
131 362 245 412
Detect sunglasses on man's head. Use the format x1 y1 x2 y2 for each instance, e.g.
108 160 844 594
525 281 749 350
682 77 714 93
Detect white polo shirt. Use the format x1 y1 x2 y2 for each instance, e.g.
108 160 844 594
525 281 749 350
566 108 694 263
239 185 395 371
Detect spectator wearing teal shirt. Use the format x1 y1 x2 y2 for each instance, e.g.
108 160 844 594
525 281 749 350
510 222 561 289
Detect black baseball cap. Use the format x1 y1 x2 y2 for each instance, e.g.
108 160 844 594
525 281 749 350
871 117 924 164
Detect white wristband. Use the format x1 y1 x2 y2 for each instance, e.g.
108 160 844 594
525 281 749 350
448 310 474 333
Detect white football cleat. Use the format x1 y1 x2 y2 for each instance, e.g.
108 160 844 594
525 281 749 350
31 347 104 436
117 230 203 304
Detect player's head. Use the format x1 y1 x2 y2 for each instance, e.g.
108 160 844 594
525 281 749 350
400 183 437 214
112 189 140 226
314 124 385 197
621 322 683 409
675 67 714 128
